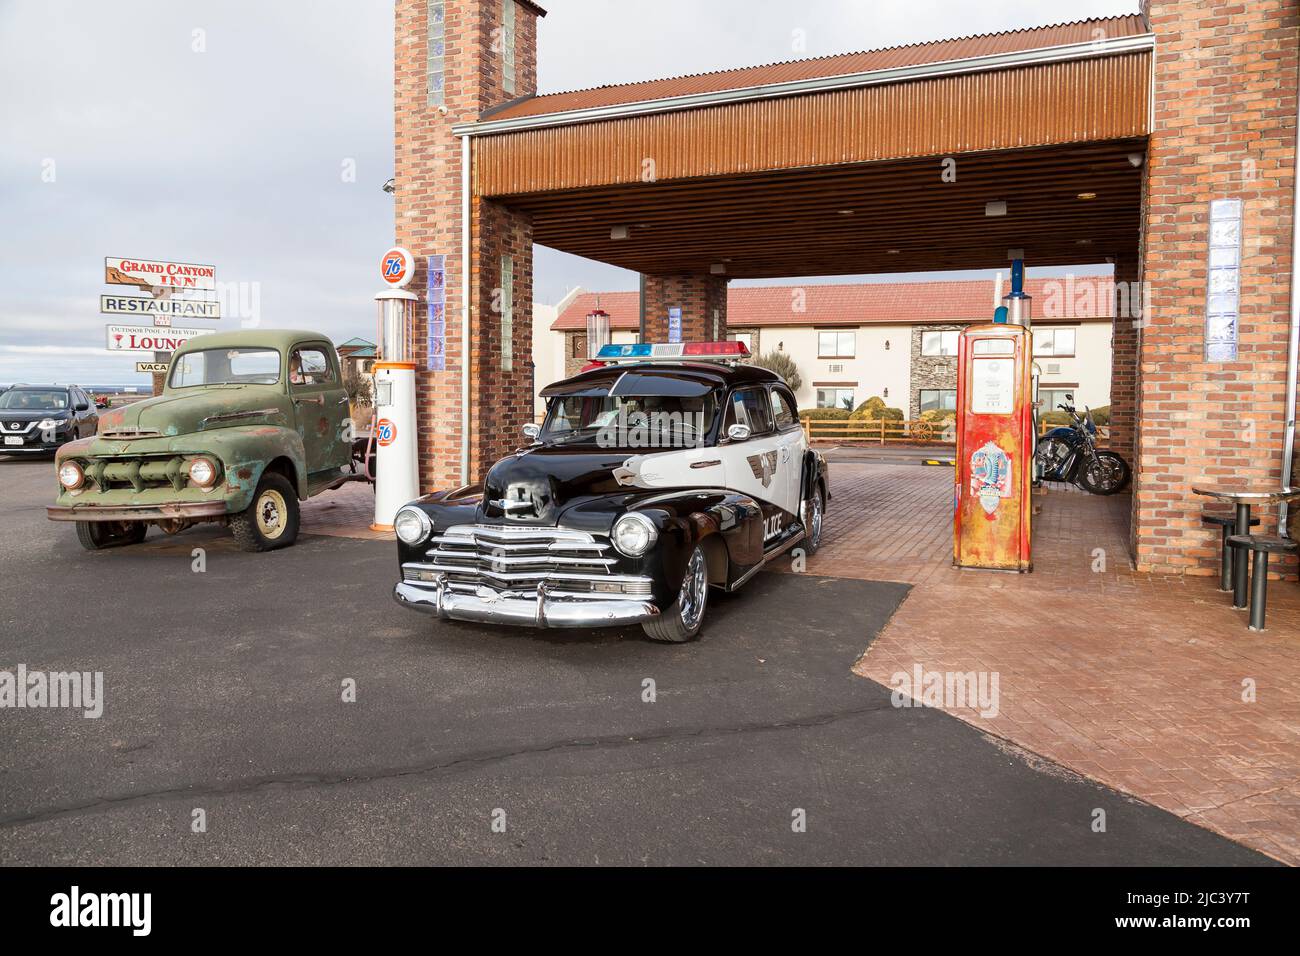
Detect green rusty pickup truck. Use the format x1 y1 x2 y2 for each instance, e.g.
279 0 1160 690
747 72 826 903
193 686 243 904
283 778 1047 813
48 329 364 552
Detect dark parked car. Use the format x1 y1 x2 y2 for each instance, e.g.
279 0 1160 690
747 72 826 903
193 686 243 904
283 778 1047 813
0 384 99 456
391 341 830 643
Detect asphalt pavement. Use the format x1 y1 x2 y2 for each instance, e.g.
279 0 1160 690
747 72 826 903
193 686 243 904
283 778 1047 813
0 455 1270 865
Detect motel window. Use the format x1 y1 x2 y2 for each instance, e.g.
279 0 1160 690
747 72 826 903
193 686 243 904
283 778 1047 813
730 331 754 352
1038 388 1076 412
500 255 514 371
501 0 517 95
919 389 958 414
1033 327 1077 357
816 387 855 410
817 330 855 358
921 330 960 357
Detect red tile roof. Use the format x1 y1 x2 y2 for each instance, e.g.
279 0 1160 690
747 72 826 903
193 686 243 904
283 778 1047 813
490 16 1146 121
551 278 1116 332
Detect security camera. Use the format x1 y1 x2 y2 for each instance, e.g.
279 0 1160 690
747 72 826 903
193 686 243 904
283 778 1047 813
1127 153 1144 168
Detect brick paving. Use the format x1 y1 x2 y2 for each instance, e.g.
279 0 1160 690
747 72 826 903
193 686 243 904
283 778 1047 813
787 459 1300 864
300 482 392 541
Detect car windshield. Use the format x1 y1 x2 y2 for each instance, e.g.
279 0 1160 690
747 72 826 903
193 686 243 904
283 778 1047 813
541 391 718 449
169 348 281 388
0 388 68 410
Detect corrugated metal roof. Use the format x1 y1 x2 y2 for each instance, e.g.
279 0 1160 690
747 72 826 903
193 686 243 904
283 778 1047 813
491 15 1147 121
551 279 1116 331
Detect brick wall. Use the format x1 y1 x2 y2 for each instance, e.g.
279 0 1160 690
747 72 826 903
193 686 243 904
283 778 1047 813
394 0 541 491
1136 0 1298 576
642 274 728 341
1107 256 1141 463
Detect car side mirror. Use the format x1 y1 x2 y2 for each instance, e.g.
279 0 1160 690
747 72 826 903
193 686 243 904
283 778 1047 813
726 423 751 442
522 423 541 441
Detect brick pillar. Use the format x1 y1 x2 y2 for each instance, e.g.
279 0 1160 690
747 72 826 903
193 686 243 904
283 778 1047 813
1134 0 1298 576
641 274 729 342
1107 256 1141 462
394 0 542 491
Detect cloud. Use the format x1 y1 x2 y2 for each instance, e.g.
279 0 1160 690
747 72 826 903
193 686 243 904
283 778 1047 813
3 0 1136 381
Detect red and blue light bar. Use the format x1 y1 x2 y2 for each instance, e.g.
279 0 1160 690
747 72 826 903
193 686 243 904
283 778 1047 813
594 341 751 362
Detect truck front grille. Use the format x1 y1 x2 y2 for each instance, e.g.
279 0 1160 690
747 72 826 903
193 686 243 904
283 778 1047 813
83 454 189 492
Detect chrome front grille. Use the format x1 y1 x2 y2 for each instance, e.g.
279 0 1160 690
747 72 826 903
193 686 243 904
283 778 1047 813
420 523 648 595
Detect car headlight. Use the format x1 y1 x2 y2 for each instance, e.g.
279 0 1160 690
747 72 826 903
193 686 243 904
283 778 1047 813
394 506 432 545
188 457 219 488
612 512 657 557
37 418 63 430
58 460 85 490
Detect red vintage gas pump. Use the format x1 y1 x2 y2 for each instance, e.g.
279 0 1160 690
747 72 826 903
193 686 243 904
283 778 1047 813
953 323 1034 571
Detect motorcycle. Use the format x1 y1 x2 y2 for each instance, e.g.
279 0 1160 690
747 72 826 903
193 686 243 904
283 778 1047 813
1034 394 1131 495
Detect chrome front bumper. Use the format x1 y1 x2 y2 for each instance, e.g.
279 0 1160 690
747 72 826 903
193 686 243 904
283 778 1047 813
393 578 660 629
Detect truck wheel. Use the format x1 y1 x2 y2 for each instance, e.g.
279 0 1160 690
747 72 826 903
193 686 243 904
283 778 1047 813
801 484 825 555
75 520 147 551
642 544 709 643
230 473 300 552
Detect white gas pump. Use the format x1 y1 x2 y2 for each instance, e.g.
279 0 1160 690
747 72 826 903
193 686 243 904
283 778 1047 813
370 247 420 532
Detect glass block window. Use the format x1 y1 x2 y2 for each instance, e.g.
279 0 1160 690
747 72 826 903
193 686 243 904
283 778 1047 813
502 0 517 95
427 1 446 108
500 255 514 371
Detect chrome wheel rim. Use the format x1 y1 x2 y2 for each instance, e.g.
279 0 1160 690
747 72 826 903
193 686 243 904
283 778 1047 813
256 489 288 539
810 491 823 546
678 547 707 632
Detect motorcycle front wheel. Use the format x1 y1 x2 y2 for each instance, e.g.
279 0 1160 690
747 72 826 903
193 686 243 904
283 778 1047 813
1079 452 1131 495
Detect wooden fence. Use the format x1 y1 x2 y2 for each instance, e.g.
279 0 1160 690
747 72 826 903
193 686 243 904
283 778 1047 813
799 416 1108 445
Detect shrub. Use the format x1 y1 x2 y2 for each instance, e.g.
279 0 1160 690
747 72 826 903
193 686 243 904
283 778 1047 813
851 396 904 421
920 408 956 422
801 407 850 420
343 367 373 407
750 350 802 393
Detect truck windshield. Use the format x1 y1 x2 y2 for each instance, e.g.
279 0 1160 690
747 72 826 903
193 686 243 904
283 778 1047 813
170 348 281 388
0 389 68 410
541 391 717 449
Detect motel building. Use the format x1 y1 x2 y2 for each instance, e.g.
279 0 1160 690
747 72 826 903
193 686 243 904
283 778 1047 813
392 1 1299 578
539 277 1117 421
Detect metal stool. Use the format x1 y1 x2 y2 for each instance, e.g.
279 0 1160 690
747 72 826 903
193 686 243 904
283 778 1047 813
1202 513 1260 592
1226 534 1299 631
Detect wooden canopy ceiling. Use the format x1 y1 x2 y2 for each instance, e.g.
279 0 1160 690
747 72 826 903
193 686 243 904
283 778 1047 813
500 140 1145 278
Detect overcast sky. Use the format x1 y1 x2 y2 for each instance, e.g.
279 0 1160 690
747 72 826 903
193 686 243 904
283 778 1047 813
0 0 1135 385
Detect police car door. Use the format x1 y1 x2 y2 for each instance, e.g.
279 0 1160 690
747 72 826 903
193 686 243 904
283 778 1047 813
721 386 790 544
767 384 805 521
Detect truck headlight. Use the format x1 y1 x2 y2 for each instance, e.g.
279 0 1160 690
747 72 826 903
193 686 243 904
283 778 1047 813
58 460 85 490
188 457 219 488
612 512 657 557
394 506 431 545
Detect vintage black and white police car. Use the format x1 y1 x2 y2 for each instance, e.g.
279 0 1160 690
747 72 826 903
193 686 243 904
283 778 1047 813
391 340 829 642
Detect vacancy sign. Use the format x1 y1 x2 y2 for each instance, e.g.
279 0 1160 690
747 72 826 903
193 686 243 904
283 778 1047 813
106 324 215 353
100 295 220 320
135 362 169 373
105 257 217 290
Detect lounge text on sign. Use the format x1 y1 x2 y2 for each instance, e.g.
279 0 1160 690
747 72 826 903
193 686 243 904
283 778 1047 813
105 325 215 353
105 257 217 290
100 295 221 319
